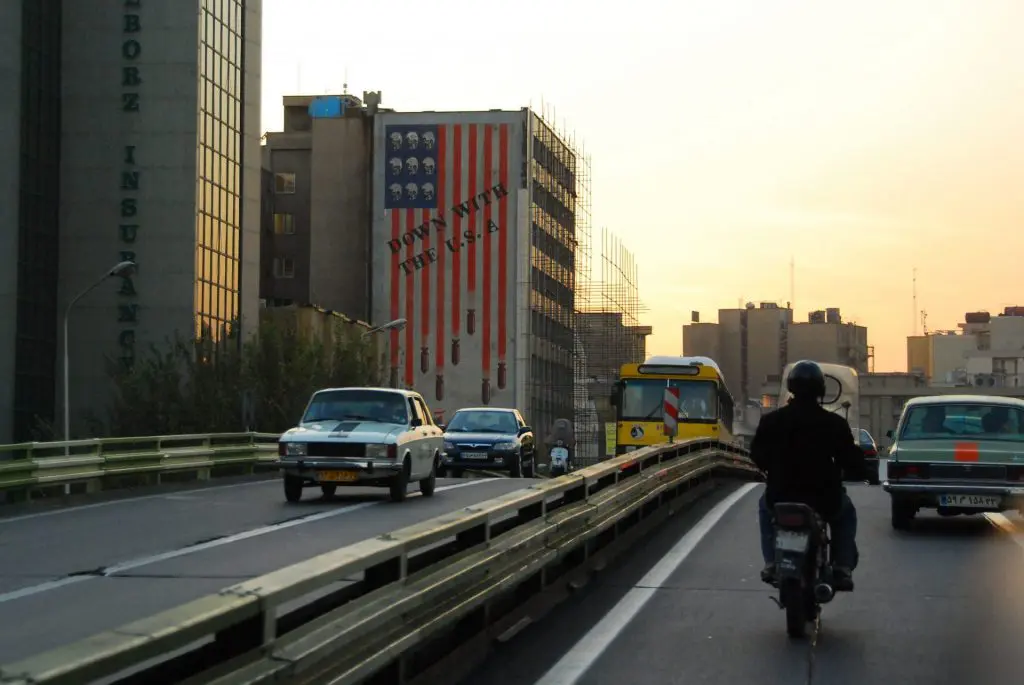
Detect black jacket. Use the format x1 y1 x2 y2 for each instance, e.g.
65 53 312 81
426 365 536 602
750 400 865 520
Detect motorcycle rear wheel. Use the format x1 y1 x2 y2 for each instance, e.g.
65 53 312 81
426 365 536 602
780 578 808 638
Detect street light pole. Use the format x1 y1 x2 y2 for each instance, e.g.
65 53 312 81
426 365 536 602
63 260 137 456
362 318 407 388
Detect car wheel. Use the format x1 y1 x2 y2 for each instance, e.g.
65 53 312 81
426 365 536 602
284 476 303 503
891 498 914 530
509 452 523 478
390 458 410 503
420 456 437 497
320 484 337 498
522 456 535 478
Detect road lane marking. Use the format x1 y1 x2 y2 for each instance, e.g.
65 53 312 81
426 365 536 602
533 482 760 685
0 478 502 604
0 478 281 524
985 512 1024 553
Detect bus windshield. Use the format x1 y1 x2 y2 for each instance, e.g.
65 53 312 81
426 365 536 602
620 379 718 422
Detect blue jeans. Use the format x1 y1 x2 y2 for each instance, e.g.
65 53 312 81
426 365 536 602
758 492 859 570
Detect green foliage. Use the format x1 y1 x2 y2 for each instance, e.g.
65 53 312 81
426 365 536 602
104 315 383 437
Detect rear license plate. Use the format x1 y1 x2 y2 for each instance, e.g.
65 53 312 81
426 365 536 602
462 452 489 460
938 494 1001 508
775 530 809 552
317 470 358 483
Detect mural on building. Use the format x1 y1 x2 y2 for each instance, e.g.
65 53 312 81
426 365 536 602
374 113 523 414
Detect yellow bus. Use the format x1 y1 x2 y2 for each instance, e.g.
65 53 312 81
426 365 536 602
610 355 736 454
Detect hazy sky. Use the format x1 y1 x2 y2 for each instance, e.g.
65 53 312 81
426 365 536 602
261 0 1024 373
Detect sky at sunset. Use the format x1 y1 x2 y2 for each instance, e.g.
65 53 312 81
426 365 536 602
260 0 1024 373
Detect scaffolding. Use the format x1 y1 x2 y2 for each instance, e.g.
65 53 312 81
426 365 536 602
574 226 648 462
527 105 648 464
525 106 582 453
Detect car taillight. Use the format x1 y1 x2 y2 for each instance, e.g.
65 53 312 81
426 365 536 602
864 448 877 457
278 442 286 456
1007 466 1024 481
889 462 928 479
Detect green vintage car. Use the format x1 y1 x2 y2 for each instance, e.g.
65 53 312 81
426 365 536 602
883 394 1024 530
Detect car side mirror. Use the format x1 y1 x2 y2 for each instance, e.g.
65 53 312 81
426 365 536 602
437 423 446 431
885 429 894 439
410 417 423 427
518 426 532 436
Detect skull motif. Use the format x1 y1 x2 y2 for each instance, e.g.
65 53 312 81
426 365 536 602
388 157 402 176
389 132 403 150
405 131 419 150
389 183 402 201
405 157 419 175
405 183 418 200
422 131 436 150
422 183 435 201
423 157 436 174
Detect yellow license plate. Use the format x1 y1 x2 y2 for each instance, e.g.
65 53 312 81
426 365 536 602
318 470 359 483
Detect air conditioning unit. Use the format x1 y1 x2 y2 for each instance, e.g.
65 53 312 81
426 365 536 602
973 374 996 387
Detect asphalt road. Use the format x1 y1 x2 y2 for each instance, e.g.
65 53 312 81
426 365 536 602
459 483 1024 685
0 475 535 663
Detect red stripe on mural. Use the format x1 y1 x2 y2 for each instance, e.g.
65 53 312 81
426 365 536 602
435 125 447 371
404 208 415 387
390 211 400 371
452 125 462 340
467 125 477 297
497 124 508 365
421 207 430 349
482 126 492 379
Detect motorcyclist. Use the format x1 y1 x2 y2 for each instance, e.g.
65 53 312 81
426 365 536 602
751 360 865 591
546 418 576 470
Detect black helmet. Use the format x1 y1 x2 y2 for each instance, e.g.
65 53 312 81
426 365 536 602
786 360 825 401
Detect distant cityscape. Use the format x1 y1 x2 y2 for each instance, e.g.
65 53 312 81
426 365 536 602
683 303 1024 442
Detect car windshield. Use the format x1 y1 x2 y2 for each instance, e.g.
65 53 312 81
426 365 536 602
620 379 718 422
301 389 409 425
447 410 518 433
900 403 1024 442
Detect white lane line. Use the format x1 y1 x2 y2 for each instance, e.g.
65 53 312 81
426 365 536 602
0 478 500 605
533 482 760 685
0 478 280 524
985 512 1024 551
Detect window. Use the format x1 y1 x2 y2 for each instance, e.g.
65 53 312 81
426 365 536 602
274 172 296 194
900 403 1024 441
273 257 295 279
273 213 295 234
302 389 409 425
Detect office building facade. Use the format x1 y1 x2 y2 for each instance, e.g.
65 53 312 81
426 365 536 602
0 0 64 443
0 0 262 443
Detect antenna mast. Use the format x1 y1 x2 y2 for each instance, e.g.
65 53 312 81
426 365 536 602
789 256 795 312
912 267 918 336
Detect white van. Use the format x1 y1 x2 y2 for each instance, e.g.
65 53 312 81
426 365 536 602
778 362 860 436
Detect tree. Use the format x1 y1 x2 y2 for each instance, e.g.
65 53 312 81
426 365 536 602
103 312 383 437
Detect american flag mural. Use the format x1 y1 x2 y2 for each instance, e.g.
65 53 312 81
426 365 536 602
373 112 525 414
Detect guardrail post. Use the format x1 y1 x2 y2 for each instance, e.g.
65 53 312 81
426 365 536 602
365 553 406 591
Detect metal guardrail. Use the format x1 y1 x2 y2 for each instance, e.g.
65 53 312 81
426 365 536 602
0 438 758 685
0 433 282 497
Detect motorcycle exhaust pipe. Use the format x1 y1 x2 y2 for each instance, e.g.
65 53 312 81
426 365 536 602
814 582 835 604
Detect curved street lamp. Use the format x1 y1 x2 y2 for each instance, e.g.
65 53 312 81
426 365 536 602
362 317 407 337
63 260 137 454
362 318 407 388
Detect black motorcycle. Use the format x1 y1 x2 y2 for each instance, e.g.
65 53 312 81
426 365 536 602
768 502 850 638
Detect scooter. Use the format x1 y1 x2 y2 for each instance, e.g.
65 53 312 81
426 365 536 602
549 440 571 477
